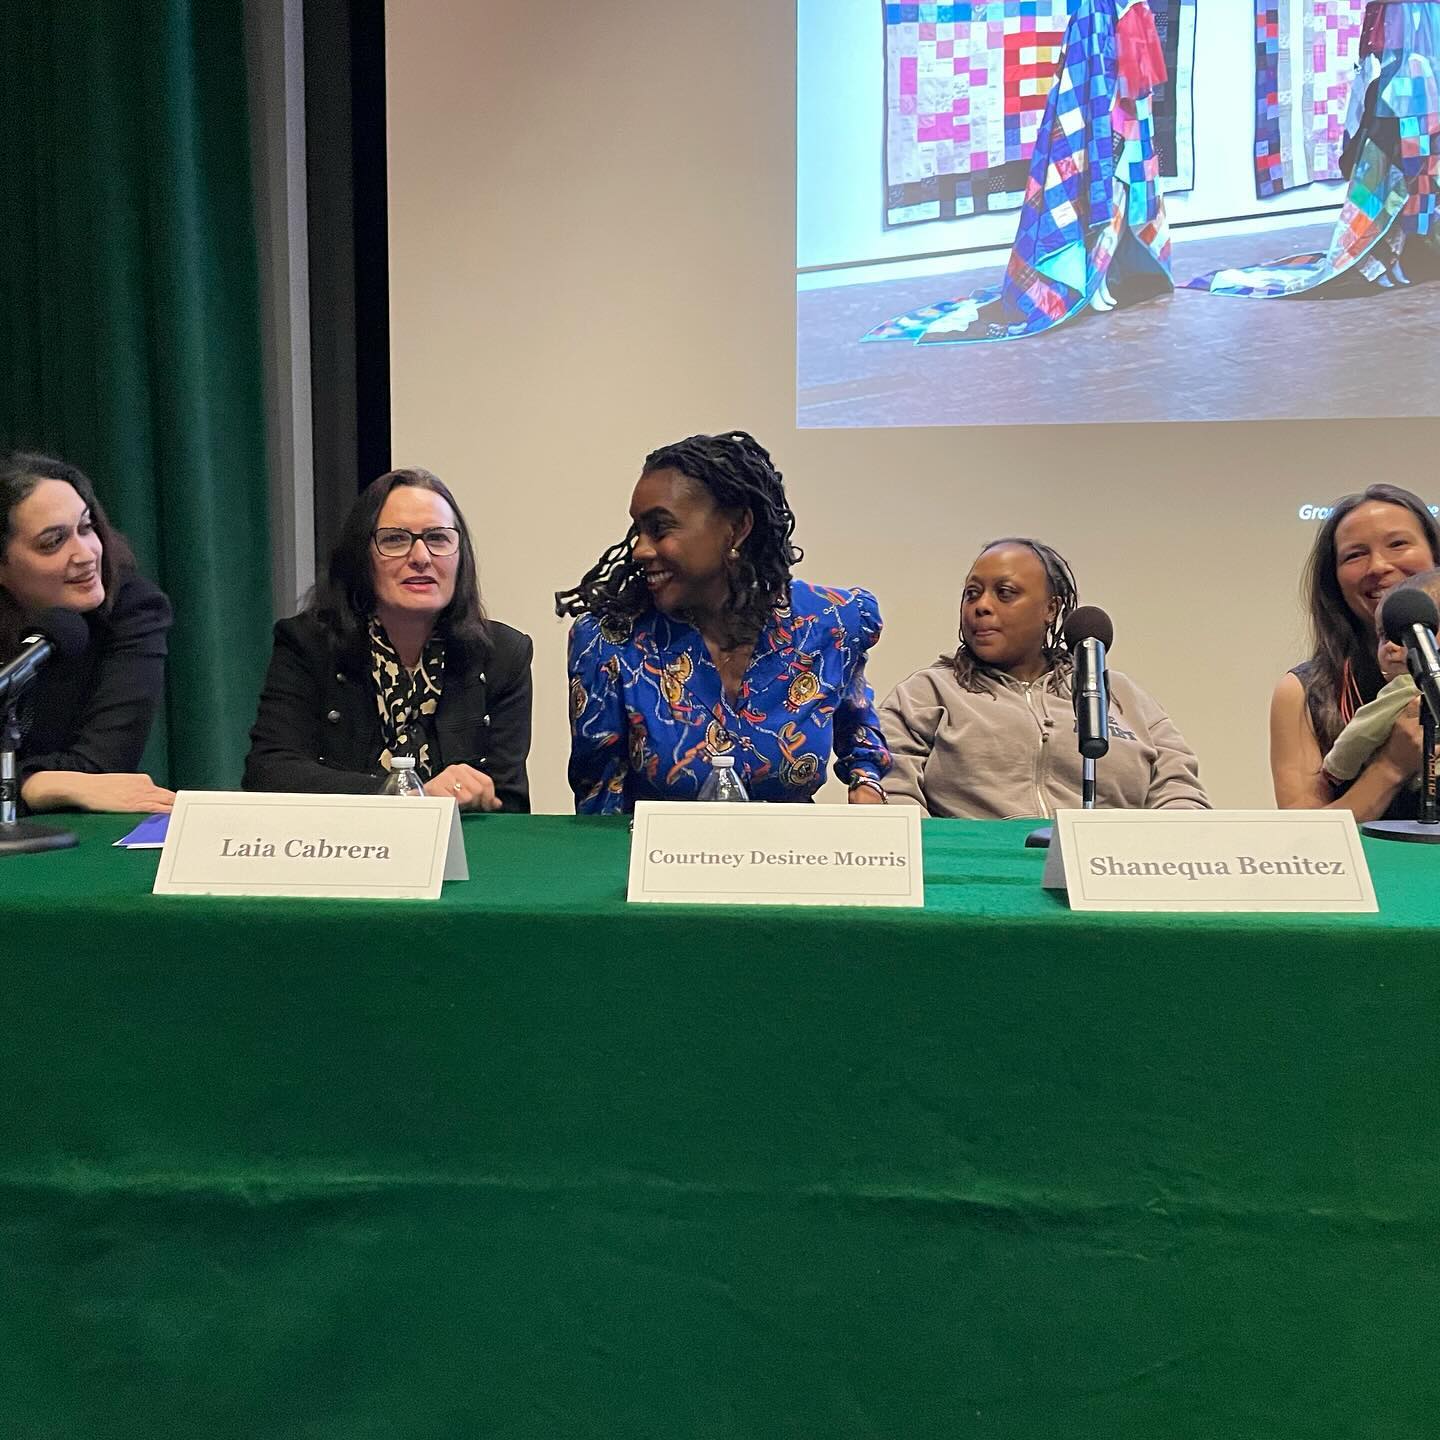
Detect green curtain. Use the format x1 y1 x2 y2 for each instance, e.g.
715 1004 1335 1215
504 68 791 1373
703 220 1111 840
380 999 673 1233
0 0 273 789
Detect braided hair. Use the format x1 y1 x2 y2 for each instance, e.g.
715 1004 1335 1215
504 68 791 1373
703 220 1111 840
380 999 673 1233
554 431 802 641
946 537 1079 695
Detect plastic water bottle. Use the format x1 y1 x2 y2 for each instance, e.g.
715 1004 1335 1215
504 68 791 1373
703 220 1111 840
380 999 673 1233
381 756 427 798
697 753 749 802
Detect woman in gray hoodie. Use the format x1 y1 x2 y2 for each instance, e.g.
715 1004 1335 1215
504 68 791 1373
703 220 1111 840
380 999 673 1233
878 538 1207 819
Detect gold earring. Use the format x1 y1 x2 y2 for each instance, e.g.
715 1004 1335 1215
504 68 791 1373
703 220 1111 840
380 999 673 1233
728 547 740 560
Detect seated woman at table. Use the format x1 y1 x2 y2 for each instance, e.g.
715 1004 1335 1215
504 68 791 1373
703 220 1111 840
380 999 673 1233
1271 484 1440 820
554 430 890 811
0 452 173 815
878 537 1207 818
244 467 532 811
1322 569 1440 796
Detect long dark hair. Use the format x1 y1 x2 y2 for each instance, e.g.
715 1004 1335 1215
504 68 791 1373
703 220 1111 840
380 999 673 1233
553 431 802 641
1302 484 1440 748
946 537 1079 695
0 452 135 659
308 468 489 654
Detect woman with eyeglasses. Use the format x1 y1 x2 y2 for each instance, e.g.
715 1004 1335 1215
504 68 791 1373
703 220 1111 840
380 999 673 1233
244 468 532 810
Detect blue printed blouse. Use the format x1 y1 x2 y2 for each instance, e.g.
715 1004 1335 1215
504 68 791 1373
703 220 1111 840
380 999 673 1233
566 581 891 813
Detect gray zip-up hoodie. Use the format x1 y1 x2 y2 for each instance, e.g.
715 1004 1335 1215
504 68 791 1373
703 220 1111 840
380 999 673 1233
878 658 1208 819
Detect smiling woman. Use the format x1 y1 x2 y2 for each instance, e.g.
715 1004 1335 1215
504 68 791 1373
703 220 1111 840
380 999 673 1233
1270 483 1440 819
0 453 174 816
878 538 1207 819
243 468 533 811
554 432 891 811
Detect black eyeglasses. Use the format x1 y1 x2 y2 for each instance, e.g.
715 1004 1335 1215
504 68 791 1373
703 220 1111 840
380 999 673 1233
372 526 460 558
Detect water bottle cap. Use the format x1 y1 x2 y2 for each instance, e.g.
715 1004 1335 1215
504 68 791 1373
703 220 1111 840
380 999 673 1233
391 756 416 771
711 754 735 768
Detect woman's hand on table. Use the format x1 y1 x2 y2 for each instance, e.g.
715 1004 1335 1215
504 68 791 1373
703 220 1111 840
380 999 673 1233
21 771 176 814
424 764 502 812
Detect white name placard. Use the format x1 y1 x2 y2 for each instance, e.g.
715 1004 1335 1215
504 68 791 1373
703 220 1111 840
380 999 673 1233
627 801 924 907
153 790 468 900
1040 808 1377 913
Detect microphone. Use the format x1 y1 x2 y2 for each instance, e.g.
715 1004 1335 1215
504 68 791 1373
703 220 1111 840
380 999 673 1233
1063 606 1113 762
0 607 90 706
1382 588 1440 724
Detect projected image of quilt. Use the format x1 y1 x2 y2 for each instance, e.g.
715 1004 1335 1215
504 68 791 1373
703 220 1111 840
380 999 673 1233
882 0 1195 228
867 0 1173 344
1192 1 1440 297
1253 0 1368 197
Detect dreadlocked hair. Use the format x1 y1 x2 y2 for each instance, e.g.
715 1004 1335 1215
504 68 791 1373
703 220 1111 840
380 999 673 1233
553 431 803 641
946 537 1080 696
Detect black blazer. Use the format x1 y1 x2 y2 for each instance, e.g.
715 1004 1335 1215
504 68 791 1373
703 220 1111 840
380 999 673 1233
243 611 533 811
18 571 172 782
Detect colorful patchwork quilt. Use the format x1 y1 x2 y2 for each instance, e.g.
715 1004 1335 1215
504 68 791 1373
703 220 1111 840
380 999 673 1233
882 0 1195 228
1192 10 1440 297
1253 0 1367 197
867 0 1172 343
1190 140 1409 295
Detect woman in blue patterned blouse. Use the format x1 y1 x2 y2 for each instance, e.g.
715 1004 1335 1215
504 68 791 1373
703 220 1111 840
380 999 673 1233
554 432 891 813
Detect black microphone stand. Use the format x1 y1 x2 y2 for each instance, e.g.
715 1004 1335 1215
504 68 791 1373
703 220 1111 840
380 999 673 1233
0 700 78 856
1361 702 1440 843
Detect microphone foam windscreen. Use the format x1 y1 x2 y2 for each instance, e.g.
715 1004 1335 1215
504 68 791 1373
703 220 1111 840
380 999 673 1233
1381 587 1440 644
24 606 91 660
1062 605 1114 652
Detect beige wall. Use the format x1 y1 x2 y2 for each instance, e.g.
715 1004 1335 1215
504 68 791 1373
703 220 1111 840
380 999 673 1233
385 0 1429 815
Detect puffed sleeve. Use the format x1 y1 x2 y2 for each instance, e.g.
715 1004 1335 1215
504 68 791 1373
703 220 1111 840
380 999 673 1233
877 670 941 810
566 616 629 815
19 572 171 779
830 587 891 788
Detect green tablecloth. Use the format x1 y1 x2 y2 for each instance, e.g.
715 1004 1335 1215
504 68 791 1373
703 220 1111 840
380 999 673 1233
1 814 1437 1438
